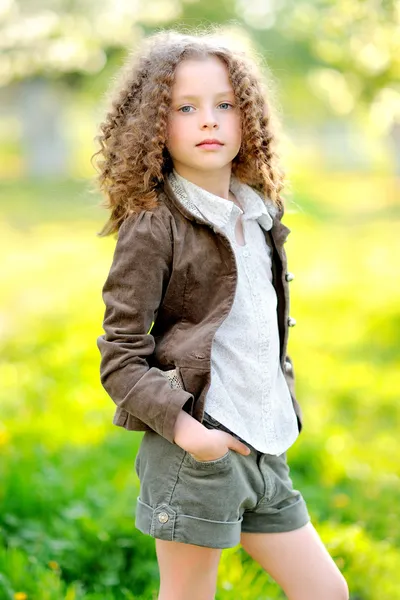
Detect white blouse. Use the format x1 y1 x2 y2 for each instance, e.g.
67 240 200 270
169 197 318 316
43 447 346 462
168 170 299 455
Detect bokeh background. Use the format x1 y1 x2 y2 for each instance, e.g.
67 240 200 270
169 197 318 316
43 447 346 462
1 1 399 598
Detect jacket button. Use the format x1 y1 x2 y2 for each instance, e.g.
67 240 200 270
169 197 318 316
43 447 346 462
193 352 206 359
158 512 169 524
285 360 293 373
285 272 295 282
288 316 296 327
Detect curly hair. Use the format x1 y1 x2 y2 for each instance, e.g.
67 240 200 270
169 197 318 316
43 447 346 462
92 29 286 236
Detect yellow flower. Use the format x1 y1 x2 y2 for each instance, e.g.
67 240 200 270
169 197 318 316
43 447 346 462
14 593 28 600
333 493 350 508
48 560 60 570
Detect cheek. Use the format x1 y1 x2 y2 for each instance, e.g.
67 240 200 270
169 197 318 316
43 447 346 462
166 119 187 152
232 114 242 146
166 119 175 151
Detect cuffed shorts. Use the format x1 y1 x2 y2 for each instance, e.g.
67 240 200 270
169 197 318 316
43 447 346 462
134 412 310 549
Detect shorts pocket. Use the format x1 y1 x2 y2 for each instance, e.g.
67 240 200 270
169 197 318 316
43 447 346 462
183 449 231 469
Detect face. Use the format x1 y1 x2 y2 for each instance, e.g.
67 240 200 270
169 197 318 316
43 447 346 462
166 56 242 178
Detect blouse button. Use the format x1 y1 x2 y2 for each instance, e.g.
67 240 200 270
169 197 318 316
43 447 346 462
285 272 295 282
288 316 297 327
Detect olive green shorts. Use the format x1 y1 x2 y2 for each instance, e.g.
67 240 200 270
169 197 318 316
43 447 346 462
134 412 310 549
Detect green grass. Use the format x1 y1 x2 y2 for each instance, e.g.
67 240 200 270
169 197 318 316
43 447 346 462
1 172 399 599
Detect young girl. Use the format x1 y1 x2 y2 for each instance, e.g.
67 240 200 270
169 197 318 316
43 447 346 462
94 30 349 600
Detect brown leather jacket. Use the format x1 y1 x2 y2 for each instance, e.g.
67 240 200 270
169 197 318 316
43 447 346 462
97 176 302 444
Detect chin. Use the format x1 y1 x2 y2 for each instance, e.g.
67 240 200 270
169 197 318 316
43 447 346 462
195 157 233 169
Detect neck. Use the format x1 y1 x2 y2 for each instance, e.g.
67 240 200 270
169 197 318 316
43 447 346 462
172 163 232 200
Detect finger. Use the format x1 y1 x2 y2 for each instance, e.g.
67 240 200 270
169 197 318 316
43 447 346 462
231 438 251 456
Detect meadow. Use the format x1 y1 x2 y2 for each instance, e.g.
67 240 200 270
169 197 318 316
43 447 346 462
0 172 399 599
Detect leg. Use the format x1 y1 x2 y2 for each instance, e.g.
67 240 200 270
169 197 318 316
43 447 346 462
240 522 349 600
155 539 223 600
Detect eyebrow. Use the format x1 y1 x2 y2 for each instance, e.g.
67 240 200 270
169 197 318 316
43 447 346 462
173 91 235 101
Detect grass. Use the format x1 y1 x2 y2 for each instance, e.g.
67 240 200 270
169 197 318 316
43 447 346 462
0 170 399 599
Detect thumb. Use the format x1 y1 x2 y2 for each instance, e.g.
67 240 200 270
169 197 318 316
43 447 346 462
230 437 251 456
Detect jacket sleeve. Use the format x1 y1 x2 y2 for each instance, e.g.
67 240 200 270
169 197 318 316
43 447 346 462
97 210 194 444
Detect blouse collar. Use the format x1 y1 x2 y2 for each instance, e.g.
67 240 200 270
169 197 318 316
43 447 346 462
168 169 275 232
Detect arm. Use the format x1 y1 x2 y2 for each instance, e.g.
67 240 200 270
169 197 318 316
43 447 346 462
97 210 194 444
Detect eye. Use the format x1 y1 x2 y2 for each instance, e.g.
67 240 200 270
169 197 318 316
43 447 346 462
218 102 233 110
178 105 195 113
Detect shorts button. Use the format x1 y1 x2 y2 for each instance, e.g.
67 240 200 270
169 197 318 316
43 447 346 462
158 512 169 524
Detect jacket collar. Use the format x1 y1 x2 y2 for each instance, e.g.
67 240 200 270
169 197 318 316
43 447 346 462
163 172 291 247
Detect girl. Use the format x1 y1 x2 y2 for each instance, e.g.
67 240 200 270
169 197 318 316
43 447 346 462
94 30 349 600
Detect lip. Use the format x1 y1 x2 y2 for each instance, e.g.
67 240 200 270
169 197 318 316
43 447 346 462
196 139 224 147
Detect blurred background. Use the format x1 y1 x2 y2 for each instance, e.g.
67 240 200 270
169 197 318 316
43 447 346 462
0 0 399 598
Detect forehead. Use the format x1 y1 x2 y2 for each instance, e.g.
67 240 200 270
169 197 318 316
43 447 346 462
172 56 233 96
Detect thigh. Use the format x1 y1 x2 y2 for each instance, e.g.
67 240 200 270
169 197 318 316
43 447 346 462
240 522 349 600
156 539 222 600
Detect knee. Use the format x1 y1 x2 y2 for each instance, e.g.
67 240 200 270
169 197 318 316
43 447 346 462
316 569 349 600
332 573 349 600
292 571 349 600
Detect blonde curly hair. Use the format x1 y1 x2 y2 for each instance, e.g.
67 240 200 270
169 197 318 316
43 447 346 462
92 29 286 236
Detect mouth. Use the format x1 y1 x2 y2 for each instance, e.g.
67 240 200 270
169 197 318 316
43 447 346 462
196 139 224 148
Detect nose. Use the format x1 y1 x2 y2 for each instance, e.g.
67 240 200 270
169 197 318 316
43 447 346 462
202 120 218 130
201 108 218 130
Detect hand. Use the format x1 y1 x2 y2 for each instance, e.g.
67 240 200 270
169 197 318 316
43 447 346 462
188 428 251 462
173 409 251 461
